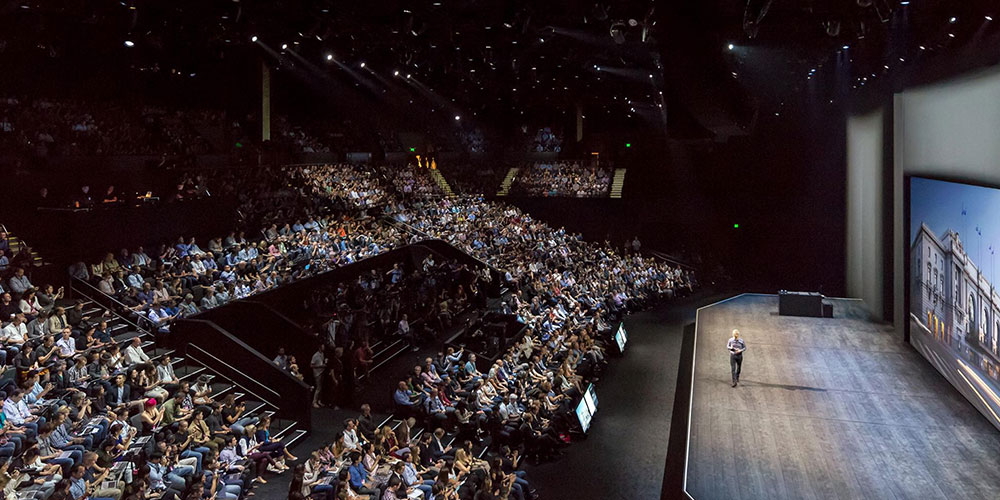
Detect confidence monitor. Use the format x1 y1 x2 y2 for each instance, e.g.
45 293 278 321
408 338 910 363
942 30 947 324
907 176 1000 430
583 383 598 414
575 398 593 433
614 322 628 352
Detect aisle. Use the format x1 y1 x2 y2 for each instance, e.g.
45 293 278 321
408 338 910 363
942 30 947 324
522 291 725 499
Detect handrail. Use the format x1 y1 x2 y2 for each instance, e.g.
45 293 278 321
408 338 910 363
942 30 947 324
173 319 310 390
384 216 504 277
644 249 698 271
185 345 281 403
71 277 154 336
171 318 312 428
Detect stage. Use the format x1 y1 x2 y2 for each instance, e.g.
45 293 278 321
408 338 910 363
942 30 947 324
684 294 1000 500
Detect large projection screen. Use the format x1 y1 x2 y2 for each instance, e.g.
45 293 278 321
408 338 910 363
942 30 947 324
908 176 1000 429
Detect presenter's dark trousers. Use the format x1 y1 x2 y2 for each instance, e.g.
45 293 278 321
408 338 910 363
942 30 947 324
730 353 743 383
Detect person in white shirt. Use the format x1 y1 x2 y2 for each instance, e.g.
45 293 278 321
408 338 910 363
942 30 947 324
55 329 76 359
2 314 28 347
3 390 41 437
398 315 410 338
124 337 150 365
342 419 361 451
132 247 151 268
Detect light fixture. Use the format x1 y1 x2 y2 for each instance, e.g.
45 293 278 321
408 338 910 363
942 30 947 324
251 35 258 42
949 17 957 23
326 54 333 61
987 16 994 21
919 45 926 50
727 43 734 50
281 43 288 50
360 62 366 68
124 40 134 47
394 70 400 76
454 115 460 120
842 45 849 49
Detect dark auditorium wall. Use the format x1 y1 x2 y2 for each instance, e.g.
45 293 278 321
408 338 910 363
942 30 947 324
510 109 848 297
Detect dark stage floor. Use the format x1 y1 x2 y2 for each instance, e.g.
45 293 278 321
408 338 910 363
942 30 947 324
685 294 1000 500
524 291 725 500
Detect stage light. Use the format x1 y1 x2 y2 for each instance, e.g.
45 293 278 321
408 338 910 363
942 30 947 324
326 54 333 61
919 45 926 50
454 115 460 121
360 62 366 68
987 16 994 21
727 43 734 50
124 40 134 47
406 74 411 79
394 70 400 76
251 35 258 42
842 45 849 49
949 17 957 23
625 142 631 148
948 33 955 37
734 223 740 229
281 43 288 50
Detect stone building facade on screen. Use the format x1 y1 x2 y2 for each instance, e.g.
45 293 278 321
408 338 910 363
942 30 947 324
911 223 1000 369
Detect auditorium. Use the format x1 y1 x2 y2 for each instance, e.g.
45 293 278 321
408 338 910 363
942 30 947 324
0 1 998 499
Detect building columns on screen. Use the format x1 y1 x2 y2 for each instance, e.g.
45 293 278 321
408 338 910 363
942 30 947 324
912 225 1000 377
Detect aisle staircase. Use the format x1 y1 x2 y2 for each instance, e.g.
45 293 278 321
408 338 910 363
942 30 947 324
429 169 455 196
610 168 627 199
71 278 309 449
497 167 519 196
1 224 46 267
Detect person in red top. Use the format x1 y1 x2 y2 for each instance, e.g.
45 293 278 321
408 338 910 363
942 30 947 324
353 341 373 380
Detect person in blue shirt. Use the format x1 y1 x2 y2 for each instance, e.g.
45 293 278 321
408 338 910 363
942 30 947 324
394 381 422 417
347 452 378 497
174 237 190 258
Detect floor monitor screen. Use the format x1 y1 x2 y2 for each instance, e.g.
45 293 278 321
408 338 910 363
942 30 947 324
615 322 628 352
575 397 593 432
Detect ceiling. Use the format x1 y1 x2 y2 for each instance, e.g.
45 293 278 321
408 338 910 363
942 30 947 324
1 0 998 141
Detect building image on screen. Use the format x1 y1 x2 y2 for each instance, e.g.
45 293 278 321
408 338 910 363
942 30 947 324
909 177 1000 429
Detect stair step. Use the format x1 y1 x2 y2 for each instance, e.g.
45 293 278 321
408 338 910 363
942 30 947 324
178 366 207 381
496 167 519 196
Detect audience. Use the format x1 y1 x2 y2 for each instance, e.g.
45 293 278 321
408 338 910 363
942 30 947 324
0 157 695 500
509 162 612 198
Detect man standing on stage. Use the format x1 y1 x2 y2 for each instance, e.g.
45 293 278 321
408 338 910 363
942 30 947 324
727 329 746 387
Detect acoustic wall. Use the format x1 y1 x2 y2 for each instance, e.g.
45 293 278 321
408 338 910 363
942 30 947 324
846 108 886 320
